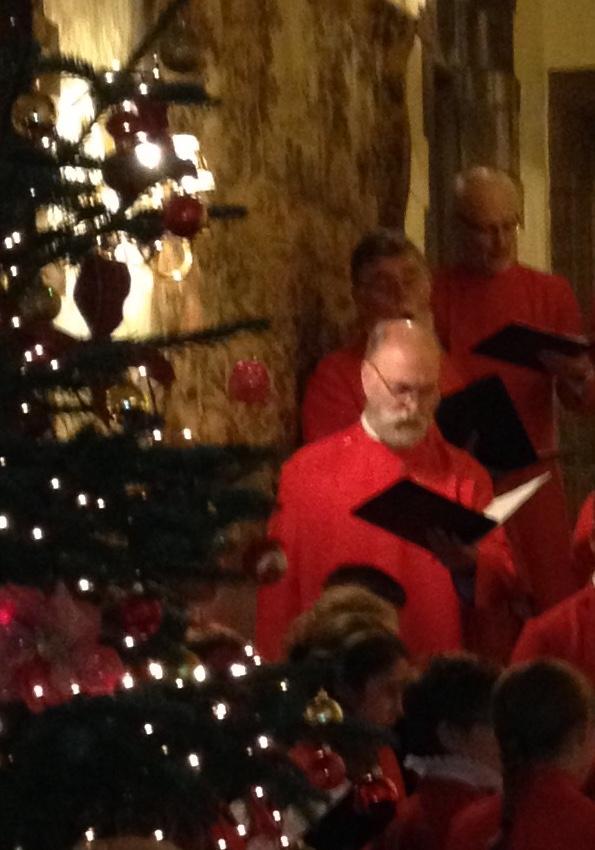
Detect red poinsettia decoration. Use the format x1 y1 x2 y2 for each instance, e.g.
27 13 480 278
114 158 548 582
0 583 124 712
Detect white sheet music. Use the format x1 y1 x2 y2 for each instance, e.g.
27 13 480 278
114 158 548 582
483 472 551 525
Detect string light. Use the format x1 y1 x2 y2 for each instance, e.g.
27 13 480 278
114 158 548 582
187 752 200 768
279 680 289 692
230 663 247 678
254 786 265 799
236 825 248 838
244 644 254 657
257 735 270 750
122 672 135 689
161 744 169 755
0 515 8 530
280 836 290 847
253 655 262 666
213 702 228 720
77 493 88 507
9 265 18 277
96 498 106 510
124 635 135 648
21 402 29 414
50 477 61 490
154 830 164 842
50 359 59 371
217 839 227 850
34 344 44 356
85 828 95 843
33 684 44 699
148 661 164 680
144 723 154 735
30 188 36 198
152 429 163 442
11 317 20 328
138 365 147 378
138 82 149 96
193 664 207 683
12 231 21 244
175 677 184 689
78 577 93 592
272 810 282 823
0 458 6 467
32 527 43 540
182 428 192 441
71 682 81 695
24 351 33 363
3 236 13 249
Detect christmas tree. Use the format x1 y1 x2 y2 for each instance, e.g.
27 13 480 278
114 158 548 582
0 3 393 849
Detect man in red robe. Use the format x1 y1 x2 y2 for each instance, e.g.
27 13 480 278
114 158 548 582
256 320 520 662
432 166 595 612
302 230 461 444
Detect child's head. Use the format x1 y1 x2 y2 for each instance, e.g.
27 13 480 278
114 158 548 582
494 660 595 784
285 583 399 661
324 564 407 610
402 654 500 770
338 629 410 727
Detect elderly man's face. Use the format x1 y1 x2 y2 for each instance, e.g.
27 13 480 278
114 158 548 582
353 254 432 331
362 340 440 449
457 183 519 276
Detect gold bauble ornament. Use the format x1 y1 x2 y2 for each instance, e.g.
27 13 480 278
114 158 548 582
11 91 56 139
106 383 150 422
304 689 344 725
17 285 61 323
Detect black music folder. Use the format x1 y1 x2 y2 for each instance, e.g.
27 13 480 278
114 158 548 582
472 322 590 372
436 375 538 474
353 474 549 551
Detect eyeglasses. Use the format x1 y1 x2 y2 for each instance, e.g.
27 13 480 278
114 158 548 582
458 214 519 239
366 360 436 402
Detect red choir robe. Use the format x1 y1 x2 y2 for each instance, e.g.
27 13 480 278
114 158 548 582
255 422 519 662
432 263 589 612
572 492 595 587
445 768 595 850
302 339 464 444
396 774 495 850
511 582 595 684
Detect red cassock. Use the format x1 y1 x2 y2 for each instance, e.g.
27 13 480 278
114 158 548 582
445 768 595 850
572 492 595 587
432 263 588 612
511 583 595 684
397 777 492 850
255 422 519 662
301 340 464 444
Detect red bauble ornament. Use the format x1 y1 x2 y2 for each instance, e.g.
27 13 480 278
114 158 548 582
163 196 207 238
228 360 271 405
290 743 347 791
74 252 131 338
242 539 287 584
119 596 163 641
106 104 143 148
353 771 399 825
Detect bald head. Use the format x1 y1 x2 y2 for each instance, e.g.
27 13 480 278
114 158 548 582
362 320 441 449
454 166 520 276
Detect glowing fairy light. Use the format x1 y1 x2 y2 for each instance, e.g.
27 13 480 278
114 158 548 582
138 365 147 378
24 351 33 363
217 840 227 850
230 663 247 678
0 458 5 467
33 684 44 699
175 677 184 689
272 810 282 823
254 786 265 799
124 635 135 648
138 82 149 96
0 515 8 530
96 498 106 510
213 702 228 720
148 661 164 680
244 644 254 657
237 825 247 837
152 429 162 442
21 403 29 414
50 359 59 370
9 265 18 277
161 744 169 755
78 577 93 592
279 680 289 692
182 428 192 441
77 493 88 507
154 830 164 842
50 478 61 490
85 828 95 842
3 237 13 249
71 682 81 695
253 655 262 666
280 836 290 847
12 232 21 244
135 138 162 170
34 344 43 356
257 735 270 750
11 317 20 328
122 672 134 689
32 527 43 540
187 752 200 768
193 664 207 683
144 723 154 735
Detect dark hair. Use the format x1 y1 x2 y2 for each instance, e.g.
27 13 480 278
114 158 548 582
339 629 409 695
493 660 593 849
325 564 407 609
401 654 499 757
350 228 427 287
